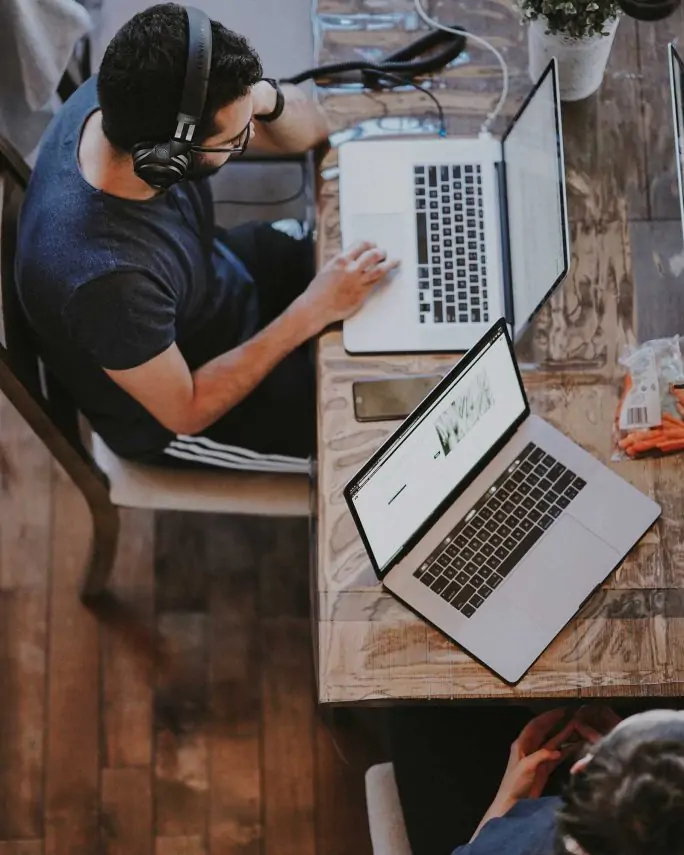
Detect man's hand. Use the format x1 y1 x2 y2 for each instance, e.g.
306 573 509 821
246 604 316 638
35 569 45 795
295 240 399 331
471 708 579 841
572 705 622 745
493 709 576 811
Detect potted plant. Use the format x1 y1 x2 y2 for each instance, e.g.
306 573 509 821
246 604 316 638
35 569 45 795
519 0 621 101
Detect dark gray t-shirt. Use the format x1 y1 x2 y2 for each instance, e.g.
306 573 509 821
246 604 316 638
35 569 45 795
452 797 560 855
16 76 258 458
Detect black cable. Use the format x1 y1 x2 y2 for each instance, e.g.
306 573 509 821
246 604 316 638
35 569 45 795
280 27 466 87
361 68 447 137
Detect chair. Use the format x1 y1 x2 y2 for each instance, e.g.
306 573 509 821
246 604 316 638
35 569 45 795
0 135 311 603
365 763 412 855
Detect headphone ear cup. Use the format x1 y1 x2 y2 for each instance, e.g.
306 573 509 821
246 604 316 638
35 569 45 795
131 141 191 190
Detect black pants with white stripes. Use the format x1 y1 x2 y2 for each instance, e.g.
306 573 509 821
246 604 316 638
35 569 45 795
159 220 316 472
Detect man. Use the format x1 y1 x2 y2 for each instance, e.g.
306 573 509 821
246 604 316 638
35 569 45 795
15 3 395 469
390 705 684 855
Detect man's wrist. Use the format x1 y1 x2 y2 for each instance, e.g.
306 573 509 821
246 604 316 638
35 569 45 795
287 294 324 340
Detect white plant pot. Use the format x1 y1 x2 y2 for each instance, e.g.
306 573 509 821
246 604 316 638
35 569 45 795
527 15 620 102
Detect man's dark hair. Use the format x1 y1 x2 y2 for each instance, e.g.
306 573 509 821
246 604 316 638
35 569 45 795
556 715 684 855
98 3 263 152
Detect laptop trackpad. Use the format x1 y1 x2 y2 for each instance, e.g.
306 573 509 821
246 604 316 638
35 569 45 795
506 516 619 633
344 213 406 265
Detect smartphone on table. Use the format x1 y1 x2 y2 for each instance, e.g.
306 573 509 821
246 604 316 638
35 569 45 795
352 374 444 422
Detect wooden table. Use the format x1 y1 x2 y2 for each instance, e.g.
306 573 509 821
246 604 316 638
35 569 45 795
313 0 684 704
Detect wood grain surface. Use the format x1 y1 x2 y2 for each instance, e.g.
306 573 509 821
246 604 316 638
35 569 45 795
314 0 684 702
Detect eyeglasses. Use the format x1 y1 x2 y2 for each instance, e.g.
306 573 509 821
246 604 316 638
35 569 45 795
190 119 253 158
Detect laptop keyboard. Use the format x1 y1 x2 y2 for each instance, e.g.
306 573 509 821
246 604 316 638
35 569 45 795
413 163 489 326
413 443 586 619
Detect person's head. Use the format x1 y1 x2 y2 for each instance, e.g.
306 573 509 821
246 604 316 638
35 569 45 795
97 3 263 179
557 710 684 855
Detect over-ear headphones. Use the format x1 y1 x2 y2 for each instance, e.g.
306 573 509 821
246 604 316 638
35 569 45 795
132 5 212 190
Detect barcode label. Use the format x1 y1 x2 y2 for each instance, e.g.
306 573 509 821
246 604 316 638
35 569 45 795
626 406 648 426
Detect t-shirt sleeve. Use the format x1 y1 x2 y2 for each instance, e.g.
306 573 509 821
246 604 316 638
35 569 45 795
62 272 176 370
451 797 561 855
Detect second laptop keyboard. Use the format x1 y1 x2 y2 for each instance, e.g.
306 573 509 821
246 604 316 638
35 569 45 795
413 443 586 618
413 162 489 326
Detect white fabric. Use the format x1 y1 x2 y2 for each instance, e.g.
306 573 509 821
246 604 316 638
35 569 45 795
365 763 413 855
0 0 91 155
91 432 311 515
165 433 310 474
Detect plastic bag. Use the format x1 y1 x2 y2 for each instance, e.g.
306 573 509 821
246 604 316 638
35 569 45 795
613 335 684 460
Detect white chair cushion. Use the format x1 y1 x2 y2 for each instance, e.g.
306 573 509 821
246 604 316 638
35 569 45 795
91 432 311 515
365 763 412 855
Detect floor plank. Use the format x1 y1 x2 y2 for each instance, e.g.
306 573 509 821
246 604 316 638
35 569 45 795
155 838 205 855
0 843 43 855
155 613 209 840
0 396 50 839
261 617 316 855
101 768 153 855
155 513 209 613
208 521 262 855
315 712 386 855
44 464 100 855
102 509 155 769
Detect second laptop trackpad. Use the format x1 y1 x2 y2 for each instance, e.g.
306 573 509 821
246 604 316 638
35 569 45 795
506 516 619 633
345 214 405 266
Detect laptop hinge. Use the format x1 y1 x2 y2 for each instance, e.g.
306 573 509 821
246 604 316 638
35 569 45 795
495 157 514 329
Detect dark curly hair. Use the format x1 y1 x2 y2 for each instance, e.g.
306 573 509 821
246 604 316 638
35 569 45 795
556 714 684 855
98 3 262 152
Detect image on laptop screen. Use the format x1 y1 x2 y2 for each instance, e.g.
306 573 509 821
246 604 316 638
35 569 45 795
346 325 527 573
669 44 684 244
502 61 570 338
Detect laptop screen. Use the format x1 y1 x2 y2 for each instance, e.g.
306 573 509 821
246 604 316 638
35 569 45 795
669 44 684 243
502 60 570 338
346 322 528 574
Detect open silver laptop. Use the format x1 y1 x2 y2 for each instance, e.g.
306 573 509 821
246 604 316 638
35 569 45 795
344 320 661 683
339 59 570 354
669 43 684 242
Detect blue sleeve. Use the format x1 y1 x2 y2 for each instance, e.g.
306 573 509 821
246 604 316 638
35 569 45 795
451 797 561 855
63 272 176 370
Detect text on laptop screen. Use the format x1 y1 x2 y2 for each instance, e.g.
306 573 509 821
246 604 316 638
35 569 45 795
503 67 568 335
348 328 527 571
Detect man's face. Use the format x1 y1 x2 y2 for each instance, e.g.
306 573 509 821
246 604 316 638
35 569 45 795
185 92 255 180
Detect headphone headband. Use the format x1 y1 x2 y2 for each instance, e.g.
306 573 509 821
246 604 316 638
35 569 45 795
175 5 212 142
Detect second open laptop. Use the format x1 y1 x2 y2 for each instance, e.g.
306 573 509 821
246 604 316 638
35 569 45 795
344 320 660 683
669 43 684 242
339 59 570 354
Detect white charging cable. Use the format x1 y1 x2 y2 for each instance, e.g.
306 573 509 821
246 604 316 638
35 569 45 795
413 0 510 134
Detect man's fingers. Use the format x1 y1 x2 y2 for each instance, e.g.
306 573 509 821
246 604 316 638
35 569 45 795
523 748 562 771
574 722 603 744
343 240 376 261
351 246 390 271
517 707 569 754
545 719 580 751
363 259 400 282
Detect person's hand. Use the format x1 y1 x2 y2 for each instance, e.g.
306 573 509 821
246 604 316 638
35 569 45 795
572 705 622 744
296 240 400 332
488 709 578 818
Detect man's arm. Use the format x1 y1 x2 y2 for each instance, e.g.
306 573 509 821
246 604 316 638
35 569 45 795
250 81 330 154
106 297 314 435
105 241 398 436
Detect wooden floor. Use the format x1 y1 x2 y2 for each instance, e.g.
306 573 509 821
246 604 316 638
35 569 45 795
0 393 386 855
